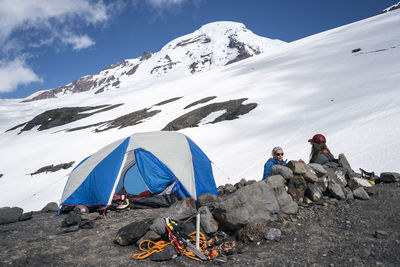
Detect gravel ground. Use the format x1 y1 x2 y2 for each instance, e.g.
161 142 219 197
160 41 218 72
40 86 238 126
1 182 399 267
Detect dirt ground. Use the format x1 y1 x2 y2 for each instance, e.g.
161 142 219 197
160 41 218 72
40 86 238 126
1 182 399 267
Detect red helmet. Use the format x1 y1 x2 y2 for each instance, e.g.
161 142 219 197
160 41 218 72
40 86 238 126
308 134 326 144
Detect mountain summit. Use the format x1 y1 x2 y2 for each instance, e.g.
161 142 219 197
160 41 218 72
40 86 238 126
25 21 285 102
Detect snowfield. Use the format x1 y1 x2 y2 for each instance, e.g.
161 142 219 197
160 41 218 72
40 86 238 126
0 12 399 211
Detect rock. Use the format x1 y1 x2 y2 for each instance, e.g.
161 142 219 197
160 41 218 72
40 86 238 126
264 228 282 242
237 221 270 242
327 178 346 200
212 178 294 231
266 175 298 214
327 168 347 188
217 185 225 195
365 186 378 196
234 178 247 189
41 202 59 213
338 153 356 176
303 165 318 183
150 217 167 235
19 211 33 221
61 211 81 227
380 172 400 183
306 182 323 202
160 198 197 221
287 175 307 202
136 230 161 246
353 187 370 200
199 206 219 234
286 161 306 175
374 230 388 238
0 207 23 225
81 213 100 221
79 220 95 229
343 187 354 200
224 184 237 194
149 244 177 261
316 176 328 192
198 193 220 211
247 180 257 185
114 220 151 246
270 165 293 181
348 177 373 190
308 163 328 177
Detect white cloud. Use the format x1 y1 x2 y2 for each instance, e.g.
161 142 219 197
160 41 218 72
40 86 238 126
0 0 108 48
0 59 42 93
145 0 187 9
63 34 96 51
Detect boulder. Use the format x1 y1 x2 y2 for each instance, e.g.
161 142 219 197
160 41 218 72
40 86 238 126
380 172 400 183
224 184 237 194
264 228 282 242
265 175 298 214
136 230 161 246
150 217 166 235
236 221 270 242
338 153 356 176
308 163 327 177
114 220 151 246
197 193 220 211
199 206 219 234
149 244 177 261
61 211 81 227
0 207 23 225
270 165 293 181
212 176 296 231
306 182 323 202
348 177 373 190
287 175 307 202
327 168 347 188
343 187 354 200
79 220 95 229
286 161 306 175
234 178 247 189
160 198 197 221
303 165 318 183
217 185 225 196
41 202 59 213
327 178 346 200
353 187 370 200
316 176 328 192
19 211 33 221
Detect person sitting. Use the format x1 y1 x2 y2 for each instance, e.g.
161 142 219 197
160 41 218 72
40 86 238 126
263 146 287 179
308 134 337 165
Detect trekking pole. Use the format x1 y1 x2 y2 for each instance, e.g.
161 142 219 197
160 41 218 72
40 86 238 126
196 212 200 250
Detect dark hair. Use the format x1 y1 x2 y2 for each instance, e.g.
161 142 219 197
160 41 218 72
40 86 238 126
309 142 333 161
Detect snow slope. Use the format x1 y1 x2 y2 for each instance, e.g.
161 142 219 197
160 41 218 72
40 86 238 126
0 12 399 211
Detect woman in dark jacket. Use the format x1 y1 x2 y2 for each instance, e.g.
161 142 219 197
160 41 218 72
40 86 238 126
308 134 337 165
263 146 287 179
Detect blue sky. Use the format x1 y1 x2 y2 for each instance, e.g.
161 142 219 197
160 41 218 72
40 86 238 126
0 0 397 99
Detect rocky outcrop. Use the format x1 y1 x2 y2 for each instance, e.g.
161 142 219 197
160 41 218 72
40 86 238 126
184 96 217 109
7 104 123 133
212 176 297 231
30 162 75 176
162 98 257 131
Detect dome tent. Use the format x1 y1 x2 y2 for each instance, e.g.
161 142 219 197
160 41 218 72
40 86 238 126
59 131 218 211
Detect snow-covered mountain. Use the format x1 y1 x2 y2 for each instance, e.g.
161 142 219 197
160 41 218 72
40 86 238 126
1 11 400 212
24 21 285 102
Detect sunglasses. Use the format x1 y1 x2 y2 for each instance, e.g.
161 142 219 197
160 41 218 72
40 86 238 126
275 153 284 156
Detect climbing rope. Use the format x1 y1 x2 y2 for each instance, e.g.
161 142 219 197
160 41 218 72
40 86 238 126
132 231 208 261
